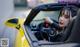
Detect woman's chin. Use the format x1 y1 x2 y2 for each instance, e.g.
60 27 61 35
59 25 65 28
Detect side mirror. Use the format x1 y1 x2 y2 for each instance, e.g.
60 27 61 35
5 18 20 29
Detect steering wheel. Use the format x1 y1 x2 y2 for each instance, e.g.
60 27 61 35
34 19 61 42
41 27 56 35
37 22 59 42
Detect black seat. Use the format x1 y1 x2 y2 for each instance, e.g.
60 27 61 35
66 9 80 43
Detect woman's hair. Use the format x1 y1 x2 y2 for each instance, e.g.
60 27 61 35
58 7 72 20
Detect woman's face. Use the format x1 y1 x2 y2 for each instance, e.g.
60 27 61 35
59 10 70 28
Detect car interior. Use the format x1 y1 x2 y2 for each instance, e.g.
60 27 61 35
24 3 80 47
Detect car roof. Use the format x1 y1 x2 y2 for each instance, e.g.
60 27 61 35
24 3 80 25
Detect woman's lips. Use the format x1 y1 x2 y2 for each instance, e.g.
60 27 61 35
60 22 64 25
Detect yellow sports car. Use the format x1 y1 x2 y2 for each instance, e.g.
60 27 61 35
5 3 80 47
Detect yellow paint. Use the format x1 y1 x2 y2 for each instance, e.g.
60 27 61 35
5 18 30 47
15 27 30 47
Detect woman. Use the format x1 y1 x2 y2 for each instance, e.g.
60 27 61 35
57 8 72 33
53 7 73 42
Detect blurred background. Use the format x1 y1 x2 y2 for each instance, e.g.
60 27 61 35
14 0 58 8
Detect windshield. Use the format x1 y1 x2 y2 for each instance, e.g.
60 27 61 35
33 11 60 21
30 11 60 26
